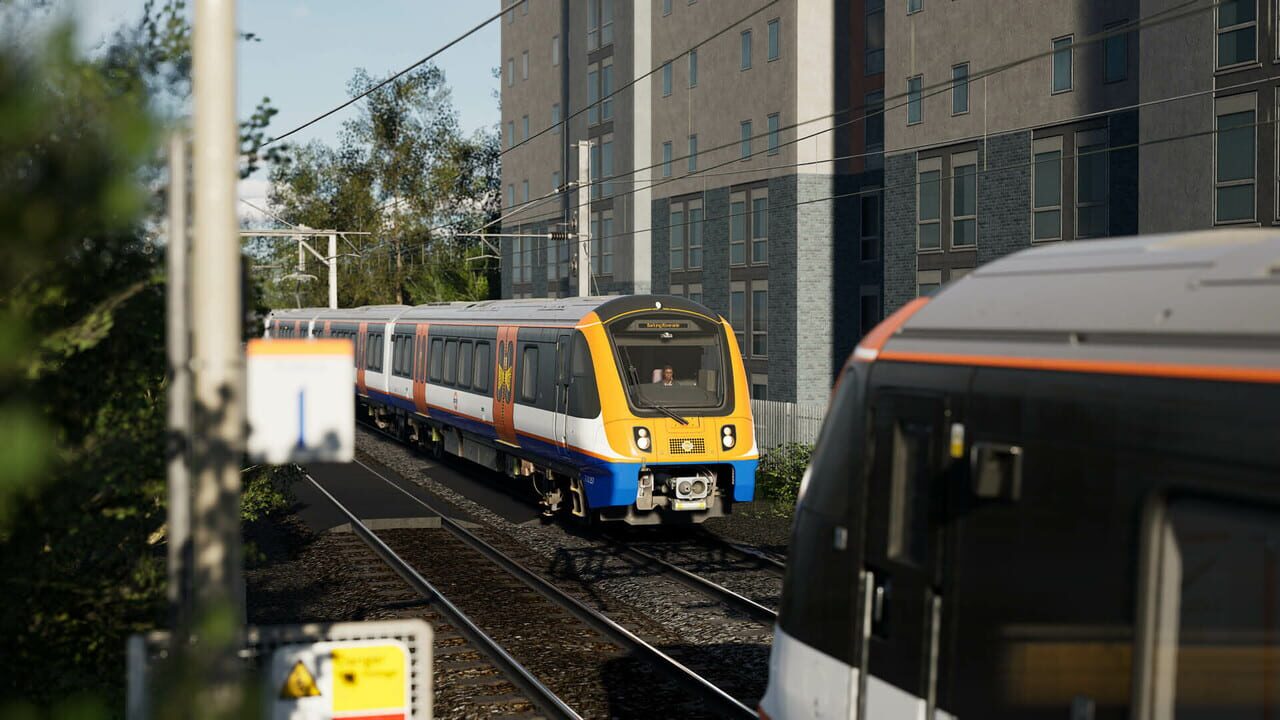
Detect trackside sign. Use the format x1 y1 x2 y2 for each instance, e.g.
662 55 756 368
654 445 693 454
246 338 354 464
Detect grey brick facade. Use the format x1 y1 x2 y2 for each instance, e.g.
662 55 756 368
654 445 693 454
975 131 1032 268
884 152 917 314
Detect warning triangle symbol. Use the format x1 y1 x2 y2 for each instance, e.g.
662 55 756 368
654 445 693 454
280 660 322 699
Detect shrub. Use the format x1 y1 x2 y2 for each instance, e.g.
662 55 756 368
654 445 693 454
756 442 814 510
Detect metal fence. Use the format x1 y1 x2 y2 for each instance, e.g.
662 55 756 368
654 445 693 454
751 399 827 453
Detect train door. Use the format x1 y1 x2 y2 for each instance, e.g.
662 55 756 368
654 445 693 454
493 326 518 446
413 323 429 415
356 321 368 396
860 391 957 720
553 331 572 453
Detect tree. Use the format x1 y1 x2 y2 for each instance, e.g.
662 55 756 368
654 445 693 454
257 66 500 309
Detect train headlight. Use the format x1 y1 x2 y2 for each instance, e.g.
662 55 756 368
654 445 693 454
633 426 652 452
721 425 736 449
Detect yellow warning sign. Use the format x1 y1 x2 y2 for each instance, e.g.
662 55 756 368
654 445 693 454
331 644 407 713
279 660 322 699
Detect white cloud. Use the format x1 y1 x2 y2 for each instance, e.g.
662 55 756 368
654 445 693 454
237 177 273 226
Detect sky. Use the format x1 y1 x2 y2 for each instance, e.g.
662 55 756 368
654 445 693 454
67 0 501 225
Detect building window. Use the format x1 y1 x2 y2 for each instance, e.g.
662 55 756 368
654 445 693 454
663 0 672 15
908 0 922 13
602 59 614 120
741 120 752 159
521 50 528 81
1052 36 1073 93
861 189 881 260
866 91 884 151
521 114 529 141
587 64 599 125
917 158 941 250
506 57 514 87
506 120 515 148
767 18 780 61
689 49 698 87
751 194 769 263
865 0 884 74
688 205 703 268
552 35 560 66
521 0 527 15
551 103 560 134
917 269 941 296
752 283 768 357
1216 94 1256 223
952 63 969 115
730 194 747 264
670 208 685 271
750 374 768 401
506 0 516 23
662 141 673 177
688 282 703 304
663 62 672 97
1076 129 1108 238
590 210 614 275
1033 137 1063 240
588 0 613 50
547 233 569 282
859 290 880 337
589 134 614 200
741 30 752 70
907 75 922 125
767 113 780 154
952 160 976 247
688 134 698 172
521 180 529 203
1104 25 1127 83
730 282 746 350
507 183 514 208
1217 0 1257 69
552 170 560 192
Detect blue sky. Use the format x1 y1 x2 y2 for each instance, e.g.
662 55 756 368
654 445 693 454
69 0 501 220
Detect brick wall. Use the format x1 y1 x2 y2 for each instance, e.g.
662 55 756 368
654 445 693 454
975 131 1032 267
884 152 917 314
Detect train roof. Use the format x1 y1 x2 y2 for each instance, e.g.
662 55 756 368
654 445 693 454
881 230 1280 372
269 295 717 327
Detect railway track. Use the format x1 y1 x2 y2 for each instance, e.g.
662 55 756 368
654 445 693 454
308 461 757 718
305 473 581 720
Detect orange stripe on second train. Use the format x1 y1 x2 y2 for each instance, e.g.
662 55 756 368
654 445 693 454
877 349 1280 385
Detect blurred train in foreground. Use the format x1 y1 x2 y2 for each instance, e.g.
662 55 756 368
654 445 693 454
267 295 757 524
760 231 1280 720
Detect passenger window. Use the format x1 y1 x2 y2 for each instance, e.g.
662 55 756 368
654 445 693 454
520 345 539 403
1141 498 1280 717
458 341 473 389
443 339 458 385
428 338 443 382
888 420 932 567
473 341 491 393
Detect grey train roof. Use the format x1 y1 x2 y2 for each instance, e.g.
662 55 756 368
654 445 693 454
268 295 715 327
886 230 1280 370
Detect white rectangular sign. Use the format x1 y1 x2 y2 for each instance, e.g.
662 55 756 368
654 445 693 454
247 338 354 464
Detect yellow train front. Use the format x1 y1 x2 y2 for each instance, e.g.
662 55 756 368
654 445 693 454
267 294 759 525
574 295 758 524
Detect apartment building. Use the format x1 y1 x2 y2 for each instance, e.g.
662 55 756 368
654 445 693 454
881 0 1280 315
499 0 885 404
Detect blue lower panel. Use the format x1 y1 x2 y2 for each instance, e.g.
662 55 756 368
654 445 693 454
727 459 758 502
580 458 758 509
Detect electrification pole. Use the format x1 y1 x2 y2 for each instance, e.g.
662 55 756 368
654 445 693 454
191 0 244 711
328 233 338 309
576 139 591 298
165 131 191 633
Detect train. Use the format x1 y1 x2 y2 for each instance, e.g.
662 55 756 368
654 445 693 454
759 231 1280 719
265 295 758 525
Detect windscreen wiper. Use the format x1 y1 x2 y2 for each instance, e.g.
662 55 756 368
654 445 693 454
619 345 688 425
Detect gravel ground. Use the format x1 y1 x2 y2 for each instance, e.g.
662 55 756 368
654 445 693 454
355 427 793 709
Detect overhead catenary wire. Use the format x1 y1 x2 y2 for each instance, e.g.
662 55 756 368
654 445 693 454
261 0 528 148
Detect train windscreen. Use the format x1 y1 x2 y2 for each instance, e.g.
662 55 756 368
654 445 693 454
607 314 728 410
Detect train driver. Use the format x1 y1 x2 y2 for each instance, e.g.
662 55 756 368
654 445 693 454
661 365 675 386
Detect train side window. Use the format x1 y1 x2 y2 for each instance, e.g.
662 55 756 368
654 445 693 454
567 331 600 418
458 340 474 389
888 420 932 567
519 345 539 403
443 338 458 385
473 341 491 394
1137 497 1280 717
428 338 443 382
365 333 377 370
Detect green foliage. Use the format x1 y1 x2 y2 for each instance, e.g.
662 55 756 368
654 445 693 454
756 442 814 511
254 66 501 309
241 465 298 523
